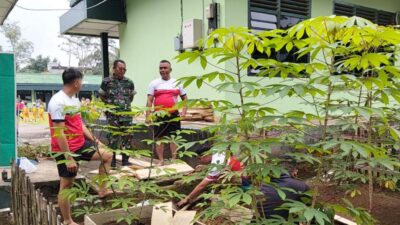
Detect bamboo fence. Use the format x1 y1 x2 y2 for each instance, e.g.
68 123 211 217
11 161 62 225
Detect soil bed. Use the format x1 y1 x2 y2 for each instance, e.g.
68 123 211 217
318 183 400 225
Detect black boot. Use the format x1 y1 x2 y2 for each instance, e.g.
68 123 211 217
121 154 132 166
111 153 117 168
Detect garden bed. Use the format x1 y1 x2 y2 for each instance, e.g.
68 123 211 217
84 202 203 225
318 183 400 225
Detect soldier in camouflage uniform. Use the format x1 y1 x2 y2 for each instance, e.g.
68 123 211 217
99 59 136 167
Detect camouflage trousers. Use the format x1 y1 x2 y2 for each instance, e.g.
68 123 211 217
107 117 133 153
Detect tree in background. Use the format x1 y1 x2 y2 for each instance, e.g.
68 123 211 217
52 58 59 64
59 35 119 74
21 55 51 73
1 21 34 71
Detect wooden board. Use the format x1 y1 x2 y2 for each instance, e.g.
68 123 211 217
212 195 253 224
151 202 173 225
172 211 197 225
186 109 213 114
115 155 153 167
134 163 194 180
220 206 252 223
85 204 153 225
334 214 357 225
89 166 137 175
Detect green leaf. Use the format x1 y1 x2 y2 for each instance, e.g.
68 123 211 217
363 53 390 68
322 141 338 150
242 193 252 205
286 42 293 52
276 188 286 200
355 107 371 119
228 194 241 207
315 211 328 225
196 78 203 88
381 91 389 105
289 207 304 214
200 56 207 69
304 208 314 222
389 127 400 141
353 143 369 158
385 66 400 78
340 142 352 155
378 159 395 171
247 42 255 54
255 41 264 53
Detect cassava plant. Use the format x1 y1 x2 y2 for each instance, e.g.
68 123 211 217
59 100 196 225
174 15 400 224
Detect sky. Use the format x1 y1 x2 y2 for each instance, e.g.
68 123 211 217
0 0 79 66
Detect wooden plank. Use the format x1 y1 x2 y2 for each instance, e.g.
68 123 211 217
151 202 173 225
56 215 62 225
134 163 194 180
220 206 253 224
42 196 49 225
84 215 97 225
110 173 135 180
0 208 10 213
22 171 27 225
19 168 23 225
89 166 138 175
52 205 57 225
11 163 19 225
36 189 42 225
334 214 357 225
11 162 17 225
57 215 62 225
212 195 253 224
115 155 154 167
27 179 34 225
172 211 197 225
186 109 213 114
30 183 37 225
84 205 153 225
48 202 53 225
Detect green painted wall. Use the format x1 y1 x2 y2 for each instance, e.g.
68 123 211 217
0 53 16 167
120 0 400 111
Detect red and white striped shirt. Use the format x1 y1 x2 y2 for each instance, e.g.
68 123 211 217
47 90 85 152
148 78 186 112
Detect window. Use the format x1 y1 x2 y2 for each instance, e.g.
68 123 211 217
333 1 396 77
334 1 396 26
17 90 32 101
248 0 311 75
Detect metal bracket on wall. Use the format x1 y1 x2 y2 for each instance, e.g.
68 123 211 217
207 3 218 34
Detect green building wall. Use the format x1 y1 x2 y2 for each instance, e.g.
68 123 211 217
120 0 228 106
120 0 400 111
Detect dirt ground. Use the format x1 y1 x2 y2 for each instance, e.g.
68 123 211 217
318 183 400 225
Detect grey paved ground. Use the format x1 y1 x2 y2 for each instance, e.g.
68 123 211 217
17 123 50 146
14 119 209 185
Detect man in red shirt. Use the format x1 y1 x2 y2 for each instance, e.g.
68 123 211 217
146 60 188 165
48 68 113 225
177 152 244 208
